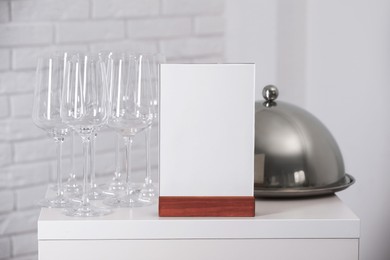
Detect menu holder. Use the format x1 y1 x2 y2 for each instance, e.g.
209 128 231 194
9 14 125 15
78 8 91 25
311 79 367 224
159 64 255 217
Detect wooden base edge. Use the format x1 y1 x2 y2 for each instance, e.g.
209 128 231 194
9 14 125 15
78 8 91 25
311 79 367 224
159 196 255 217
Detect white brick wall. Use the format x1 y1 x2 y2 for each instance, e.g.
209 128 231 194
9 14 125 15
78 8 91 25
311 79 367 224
8 255 37 260
0 2 10 23
56 20 125 43
13 138 55 163
15 185 47 210
0 143 12 167
0 0 225 259
161 36 224 59
11 233 38 256
7 162 51 188
0 190 14 214
0 49 10 71
1 209 40 235
0 237 11 259
92 0 160 18
0 96 9 118
11 0 89 22
12 44 88 70
195 16 224 35
162 0 224 15
9 94 33 117
0 119 45 141
0 24 54 47
89 40 158 53
127 17 192 39
0 71 35 94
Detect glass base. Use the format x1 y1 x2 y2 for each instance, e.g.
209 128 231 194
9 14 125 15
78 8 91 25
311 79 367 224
103 196 123 208
138 183 158 205
63 204 111 217
119 194 148 208
50 182 82 196
63 180 82 194
88 184 106 200
100 181 127 196
37 196 77 208
103 193 147 208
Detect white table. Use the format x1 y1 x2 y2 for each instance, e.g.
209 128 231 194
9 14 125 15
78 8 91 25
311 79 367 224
38 195 360 260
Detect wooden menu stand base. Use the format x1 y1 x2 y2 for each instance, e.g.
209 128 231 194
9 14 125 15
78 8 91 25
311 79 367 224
159 196 255 217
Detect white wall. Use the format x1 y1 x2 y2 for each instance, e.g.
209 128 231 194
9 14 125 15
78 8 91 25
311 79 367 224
306 1 390 259
276 0 307 106
226 1 390 259
225 0 278 101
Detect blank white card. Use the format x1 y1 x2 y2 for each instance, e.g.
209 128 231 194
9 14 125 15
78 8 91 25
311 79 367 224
159 64 255 196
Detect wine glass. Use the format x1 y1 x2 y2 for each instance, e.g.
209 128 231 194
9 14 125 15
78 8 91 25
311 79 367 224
101 133 126 196
90 50 127 199
100 51 127 197
138 54 165 204
61 53 111 217
61 52 82 196
104 53 154 208
46 52 81 196
32 53 74 208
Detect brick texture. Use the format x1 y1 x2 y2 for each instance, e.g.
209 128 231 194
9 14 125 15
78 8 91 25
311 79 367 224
193 55 224 63
9 94 33 117
0 118 45 142
0 49 10 70
12 44 89 70
0 0 226 259
0 96 9 118
127 18 192 39
93 0 159 18
57 20 125 43
10 255 38 260
0 71 35 94
161 37 224 59
162 0 224 15
1 209 40 235
11 233 38 256
195 16 225 35
13 138 55 163
0 190 14 214
7 161 51 188
0 237 11 259
15 185 47 210
0 1 10 23
0 24 53 47
89 40 158 53
0 142 12 167
11 0 89 22
11 254 38 260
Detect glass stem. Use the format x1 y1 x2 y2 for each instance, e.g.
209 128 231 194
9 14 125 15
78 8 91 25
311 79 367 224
54 136 65 198
114 134 121 180
90 132 97 188
124 136 133 196
69 131 75 180
81 136 91 206
145 126 152 185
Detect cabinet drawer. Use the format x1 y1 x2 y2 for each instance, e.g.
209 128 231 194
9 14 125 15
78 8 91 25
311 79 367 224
39 238 359 260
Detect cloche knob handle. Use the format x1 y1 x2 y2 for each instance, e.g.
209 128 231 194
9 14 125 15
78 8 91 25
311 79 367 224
262 85 279 101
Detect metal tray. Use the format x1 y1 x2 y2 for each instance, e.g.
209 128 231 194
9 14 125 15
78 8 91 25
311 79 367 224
254 174 355 198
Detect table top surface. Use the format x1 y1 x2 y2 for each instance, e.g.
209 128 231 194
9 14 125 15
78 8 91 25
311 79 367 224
38 194 360 240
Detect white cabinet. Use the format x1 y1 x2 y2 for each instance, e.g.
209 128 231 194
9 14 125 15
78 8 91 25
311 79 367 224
38 195 360 260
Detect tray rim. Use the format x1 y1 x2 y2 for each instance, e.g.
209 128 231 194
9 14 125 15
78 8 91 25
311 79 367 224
254 174 355 198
